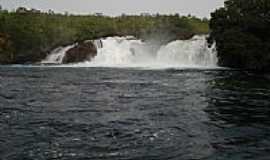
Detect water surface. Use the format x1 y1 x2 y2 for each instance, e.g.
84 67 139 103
0 67 270 160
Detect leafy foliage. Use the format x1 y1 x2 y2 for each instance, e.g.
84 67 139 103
208 0 270 70
0 8 209 64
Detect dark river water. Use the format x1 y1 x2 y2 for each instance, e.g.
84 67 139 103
0 67 270 160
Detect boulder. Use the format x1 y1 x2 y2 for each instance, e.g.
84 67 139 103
62 41 97 64
175 32 195 40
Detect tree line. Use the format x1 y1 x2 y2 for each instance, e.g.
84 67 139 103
0 7 209 64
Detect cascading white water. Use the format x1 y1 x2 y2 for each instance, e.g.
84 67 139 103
42 35 218 68
83 37 158 67
41 44 76 64
156 35 217 67
41 40 103 64
84 35 217 68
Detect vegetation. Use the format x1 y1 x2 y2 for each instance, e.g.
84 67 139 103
0 7 209 64
208 0 270 71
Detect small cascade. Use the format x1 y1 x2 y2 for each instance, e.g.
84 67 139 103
41 44 76 64
93 40 103 49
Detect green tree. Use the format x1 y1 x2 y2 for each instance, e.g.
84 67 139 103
208 0 270 70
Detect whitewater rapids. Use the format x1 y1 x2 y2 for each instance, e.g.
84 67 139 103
42 35 218 69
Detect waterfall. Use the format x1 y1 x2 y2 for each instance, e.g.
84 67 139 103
156 35 217 67
42 35 218 68
41 44 76 64
85 37 158 67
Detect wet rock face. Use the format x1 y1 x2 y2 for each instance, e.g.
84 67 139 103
62 41 97 64
176 32 195 40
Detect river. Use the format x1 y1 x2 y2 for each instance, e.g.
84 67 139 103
1 67 270 160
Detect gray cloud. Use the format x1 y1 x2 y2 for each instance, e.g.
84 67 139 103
0 0 224 17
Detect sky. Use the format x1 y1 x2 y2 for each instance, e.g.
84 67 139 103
0 0 224 18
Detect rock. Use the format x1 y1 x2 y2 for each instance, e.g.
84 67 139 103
62 41 97 64
176 32 195 40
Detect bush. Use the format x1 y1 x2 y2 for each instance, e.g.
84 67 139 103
208 0 270 71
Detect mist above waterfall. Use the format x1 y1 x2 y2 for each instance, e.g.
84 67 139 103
42 35 218 69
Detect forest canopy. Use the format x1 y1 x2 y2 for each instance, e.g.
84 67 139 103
208 0 270 70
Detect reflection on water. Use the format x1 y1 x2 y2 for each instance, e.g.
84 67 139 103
205 71 270 159
0 67 270 160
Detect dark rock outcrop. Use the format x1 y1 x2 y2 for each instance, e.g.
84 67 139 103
62 41 97 64
175 32 195 40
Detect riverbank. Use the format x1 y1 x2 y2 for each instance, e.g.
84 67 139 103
0 8 209 64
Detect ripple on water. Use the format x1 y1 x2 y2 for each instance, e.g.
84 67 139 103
0 68 270 159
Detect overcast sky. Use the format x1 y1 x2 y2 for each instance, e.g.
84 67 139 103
0 0 224 18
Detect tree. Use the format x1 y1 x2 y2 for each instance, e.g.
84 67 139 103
208 0 270 71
